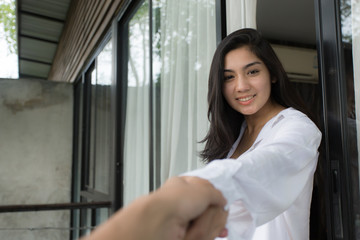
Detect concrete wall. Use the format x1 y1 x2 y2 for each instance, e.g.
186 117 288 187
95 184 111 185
0 79 73 239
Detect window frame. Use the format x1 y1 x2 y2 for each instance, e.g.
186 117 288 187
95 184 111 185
315 0 354 238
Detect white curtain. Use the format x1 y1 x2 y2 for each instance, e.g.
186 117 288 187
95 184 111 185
352 0 360 183
226 0 257 34
123 1 150 206
159 0 216 183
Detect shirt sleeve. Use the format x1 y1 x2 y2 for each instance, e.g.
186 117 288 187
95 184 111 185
182 115 322 227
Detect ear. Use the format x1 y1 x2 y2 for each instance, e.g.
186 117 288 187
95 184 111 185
271 77 277 83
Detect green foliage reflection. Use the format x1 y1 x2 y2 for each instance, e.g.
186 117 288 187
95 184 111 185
0 0 17 54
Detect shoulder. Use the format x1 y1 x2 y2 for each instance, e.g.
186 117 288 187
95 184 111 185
279 107 309 120
276 107 317 127
270 107 322 141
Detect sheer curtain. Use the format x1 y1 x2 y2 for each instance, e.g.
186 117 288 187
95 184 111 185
159 0 216 183
226 0 257 34
123 1 150 205
352 0 360 180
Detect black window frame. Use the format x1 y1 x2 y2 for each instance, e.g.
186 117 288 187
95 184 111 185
315 0 354 239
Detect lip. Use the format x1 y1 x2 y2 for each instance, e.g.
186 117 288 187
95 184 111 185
235 94 256 105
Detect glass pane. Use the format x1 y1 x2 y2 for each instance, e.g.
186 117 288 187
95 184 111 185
87 39 113 194
123 0 150 205
154 0 216 184
94 39 112 194
340 0 360 238
89 69 97 189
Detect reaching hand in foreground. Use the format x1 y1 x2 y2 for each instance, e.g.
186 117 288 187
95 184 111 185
82 176 228 240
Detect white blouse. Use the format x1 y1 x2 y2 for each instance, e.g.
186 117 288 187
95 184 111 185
182 108 322 240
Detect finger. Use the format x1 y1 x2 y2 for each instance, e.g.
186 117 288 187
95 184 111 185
184 206 228 240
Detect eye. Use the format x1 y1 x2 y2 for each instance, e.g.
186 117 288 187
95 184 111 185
224 75 234 81
247 69 259 75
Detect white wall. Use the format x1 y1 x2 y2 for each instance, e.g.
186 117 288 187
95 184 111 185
0 79 73 240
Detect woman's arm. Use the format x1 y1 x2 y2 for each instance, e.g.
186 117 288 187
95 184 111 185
183 114 322 225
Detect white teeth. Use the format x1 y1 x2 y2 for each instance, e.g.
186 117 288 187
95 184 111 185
238 95 254 102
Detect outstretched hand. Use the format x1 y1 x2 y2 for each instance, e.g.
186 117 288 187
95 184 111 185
82 176 228 240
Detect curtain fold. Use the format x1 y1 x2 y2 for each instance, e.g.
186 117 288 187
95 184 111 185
160 0 216 183
226 0 257 34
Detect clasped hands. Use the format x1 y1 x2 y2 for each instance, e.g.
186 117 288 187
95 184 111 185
83 176 228 240
156 176 229 240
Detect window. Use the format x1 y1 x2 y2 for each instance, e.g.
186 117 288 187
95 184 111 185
155 0 217 183
89 40 113 195
72 37 113 239
72 0 218 236
118 0 218 206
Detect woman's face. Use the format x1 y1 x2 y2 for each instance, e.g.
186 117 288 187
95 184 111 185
222 46 274 117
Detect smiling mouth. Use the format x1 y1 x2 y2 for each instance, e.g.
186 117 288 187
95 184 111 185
237 94 256 102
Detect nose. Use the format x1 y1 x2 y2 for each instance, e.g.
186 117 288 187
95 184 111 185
234 74 250 92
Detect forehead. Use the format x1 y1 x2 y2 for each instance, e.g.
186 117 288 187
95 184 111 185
224 47 262 68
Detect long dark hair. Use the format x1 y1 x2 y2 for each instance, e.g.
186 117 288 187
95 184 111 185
200 28 312 162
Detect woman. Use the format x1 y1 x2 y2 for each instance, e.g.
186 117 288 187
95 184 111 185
183 28 322 239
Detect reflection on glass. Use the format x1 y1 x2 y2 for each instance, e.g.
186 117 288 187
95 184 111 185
88 39 113 194
89 69 97 189
123 0 150 205
94 39 112 194
341 0 352 43
340 0 360 238
97 41 113 86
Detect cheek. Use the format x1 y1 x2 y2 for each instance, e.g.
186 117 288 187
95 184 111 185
222 84 232 100
264 83 273 102
267 82 273 95
264 82 272 94
258 80 272 95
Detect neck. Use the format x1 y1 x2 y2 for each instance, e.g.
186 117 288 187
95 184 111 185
244 101 285 133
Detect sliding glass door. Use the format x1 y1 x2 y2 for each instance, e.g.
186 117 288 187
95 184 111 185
339 0 360 238
315 0 360 239
115 0 217 208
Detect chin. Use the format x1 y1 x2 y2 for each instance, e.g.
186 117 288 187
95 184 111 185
239 109 257 116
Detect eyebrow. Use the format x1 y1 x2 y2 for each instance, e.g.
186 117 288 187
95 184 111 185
224 61 262 72
243 61 262 70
